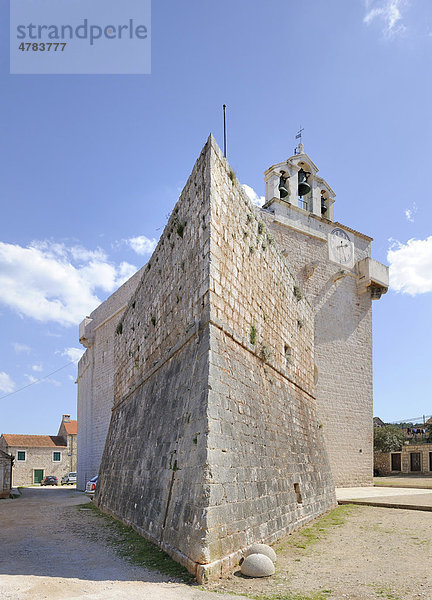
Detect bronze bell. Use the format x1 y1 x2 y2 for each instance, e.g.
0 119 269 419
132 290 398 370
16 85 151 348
278 172 289 199
321 196 328 215
298 169 311 197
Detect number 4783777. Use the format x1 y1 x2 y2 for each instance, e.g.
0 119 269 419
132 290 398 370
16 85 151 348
19 43 67 51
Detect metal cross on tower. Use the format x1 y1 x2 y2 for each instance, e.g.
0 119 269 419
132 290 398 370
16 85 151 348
294 126 304 154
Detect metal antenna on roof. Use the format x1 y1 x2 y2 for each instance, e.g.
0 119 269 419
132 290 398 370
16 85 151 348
223 104 227 159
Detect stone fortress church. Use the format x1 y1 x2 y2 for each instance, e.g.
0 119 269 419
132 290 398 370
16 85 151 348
77 135 388 581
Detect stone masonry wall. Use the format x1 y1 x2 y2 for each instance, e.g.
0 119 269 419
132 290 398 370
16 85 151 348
260 206 373 487
374 451 392 475
77 267 145 490
375 445 432 475
401 444 432 473
96 138 213 573
96 137 336 582
0 452 12 498
201 140 336 578
97 327 211 570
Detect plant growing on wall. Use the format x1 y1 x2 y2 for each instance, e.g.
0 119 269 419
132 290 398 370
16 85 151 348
250 323 257 346
293 285 303 301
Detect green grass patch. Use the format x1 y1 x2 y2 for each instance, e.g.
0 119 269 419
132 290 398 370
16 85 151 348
275 504 357 551
374 478 432 489
372 585 402 599
250 590 332 600
76 502 193 582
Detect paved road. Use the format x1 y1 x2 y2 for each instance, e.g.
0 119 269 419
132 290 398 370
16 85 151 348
0 487 242 600
336 485 432 511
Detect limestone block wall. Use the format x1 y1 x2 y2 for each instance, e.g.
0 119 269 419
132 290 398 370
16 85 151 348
260 204 373 487
96 136 336 582
203 140 335 577
0 452 12 498
401 444 432 473
97 327 212 568
112 144 211 405
77 267 145 490
374 451 392 475
96 137 213 570
375 445 432 475
209 168 314 396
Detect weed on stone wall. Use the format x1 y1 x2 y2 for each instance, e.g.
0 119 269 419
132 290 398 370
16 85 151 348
260 344 272 363
250 323 257 346
293 285 303 301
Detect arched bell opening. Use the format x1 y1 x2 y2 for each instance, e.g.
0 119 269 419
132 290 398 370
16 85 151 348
297 160 313 211
278 170 289 200
321 190 329 216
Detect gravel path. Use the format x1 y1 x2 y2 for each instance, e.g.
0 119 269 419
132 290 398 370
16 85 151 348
208 504 432 600
0 487 242 600
3 488 431 600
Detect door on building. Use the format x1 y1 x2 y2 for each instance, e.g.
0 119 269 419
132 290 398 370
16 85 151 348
429 452 432 472
410 453 421 472
34 469 44 484
391 453 401 471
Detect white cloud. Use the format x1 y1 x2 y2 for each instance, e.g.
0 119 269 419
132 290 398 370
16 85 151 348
404 202 417 223
0 240 138 326
25 374 61 387
388 236 432 295
126 235 158 256
12 342 31 354
32 364 43 372
364 0 408 37
61 347 85 364
48 379 61 387
0 372 16 394
242 184 265 208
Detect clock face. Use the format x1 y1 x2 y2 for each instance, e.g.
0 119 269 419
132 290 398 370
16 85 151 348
329 228 354 267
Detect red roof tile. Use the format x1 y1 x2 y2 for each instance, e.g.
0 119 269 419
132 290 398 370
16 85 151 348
1 434 66 448
63 420 77 435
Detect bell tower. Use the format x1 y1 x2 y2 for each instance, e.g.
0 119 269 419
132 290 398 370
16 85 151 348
258 139 389 488
264 142 336 221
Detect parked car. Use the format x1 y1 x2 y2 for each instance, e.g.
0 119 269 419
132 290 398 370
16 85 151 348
85 476 98 496
61 472 77 485
41 475 58 486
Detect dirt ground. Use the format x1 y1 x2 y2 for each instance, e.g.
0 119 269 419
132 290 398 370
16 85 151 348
374 475 432 489
0 487 241 600
1 488 432 600
208 504 432 600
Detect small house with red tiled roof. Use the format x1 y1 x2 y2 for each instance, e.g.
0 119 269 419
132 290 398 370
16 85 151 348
57 414 77 473
0 414 77 486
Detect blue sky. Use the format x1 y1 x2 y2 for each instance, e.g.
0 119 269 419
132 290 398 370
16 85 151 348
0 0 431 434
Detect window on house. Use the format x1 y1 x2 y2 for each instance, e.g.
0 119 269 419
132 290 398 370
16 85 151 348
17 451 26 461
53 451 61 462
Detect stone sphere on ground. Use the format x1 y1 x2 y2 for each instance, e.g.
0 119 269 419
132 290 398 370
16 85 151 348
244 543 277 564
240 553 275 578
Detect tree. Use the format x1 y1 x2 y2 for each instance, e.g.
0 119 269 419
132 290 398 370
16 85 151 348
374 425 405 453
426 423 432 443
